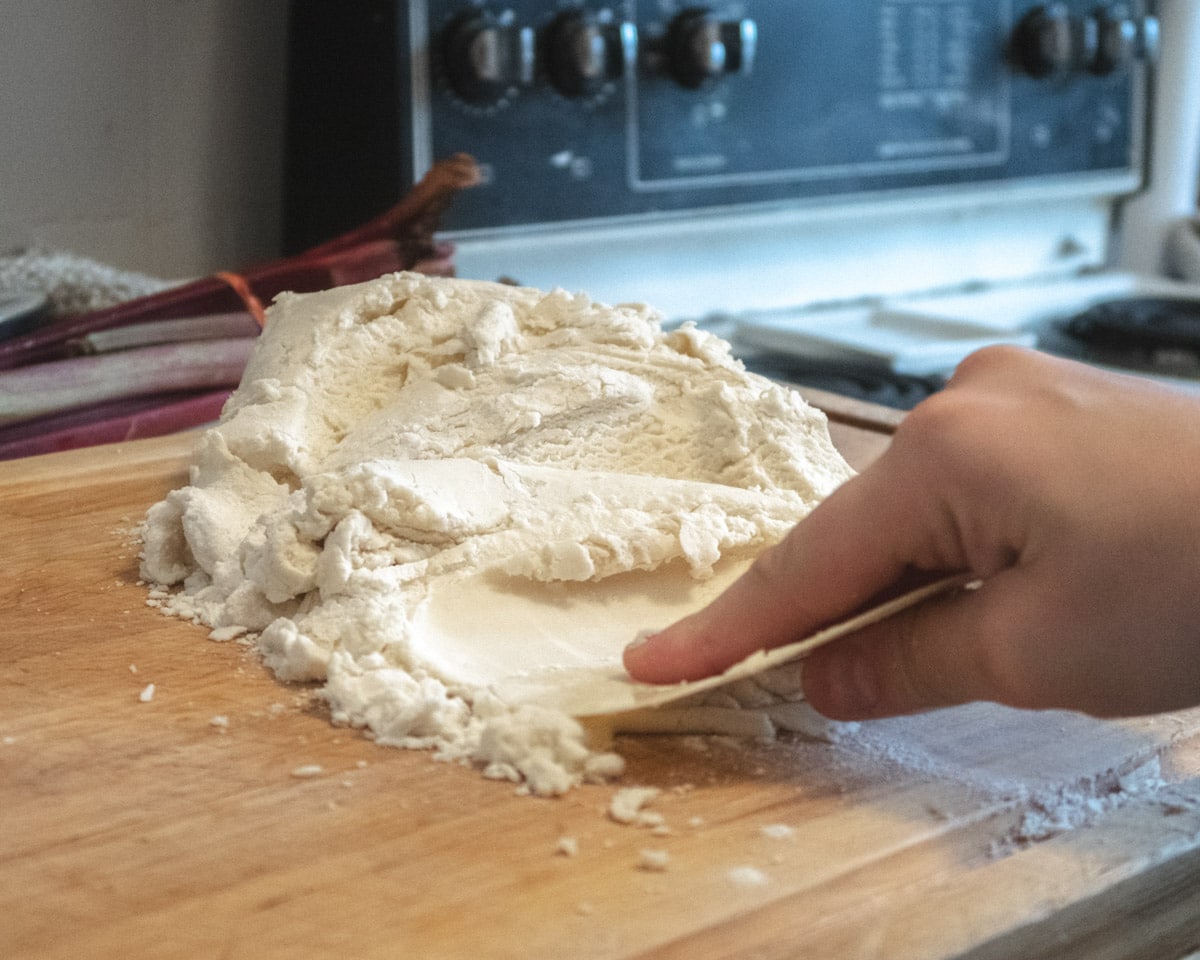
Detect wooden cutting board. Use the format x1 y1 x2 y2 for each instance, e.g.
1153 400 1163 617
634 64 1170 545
4 416 1200 960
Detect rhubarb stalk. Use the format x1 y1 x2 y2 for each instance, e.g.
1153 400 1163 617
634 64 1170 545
69 312 261 355
0 390 231 461
0 339 254 426
0 155 480 371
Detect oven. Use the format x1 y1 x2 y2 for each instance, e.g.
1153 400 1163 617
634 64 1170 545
284 0 1200 407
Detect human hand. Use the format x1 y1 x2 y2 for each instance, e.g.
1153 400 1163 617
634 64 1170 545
624 345 1200 720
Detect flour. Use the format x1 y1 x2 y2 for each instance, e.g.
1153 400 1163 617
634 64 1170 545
1004 755 1170 848
139 272 852 796
638 849 671 872
727 866 769 888
555 836 580 857
608 786 662 825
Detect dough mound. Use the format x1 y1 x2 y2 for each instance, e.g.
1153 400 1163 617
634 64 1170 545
140 272 853 794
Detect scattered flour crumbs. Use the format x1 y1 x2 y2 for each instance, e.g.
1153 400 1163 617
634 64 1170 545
139 272 853 796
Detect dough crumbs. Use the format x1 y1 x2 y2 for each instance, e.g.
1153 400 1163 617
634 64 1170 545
208 625 249 643
291 764 324 779
209 715 230 732
138 683 155 703
727 866 769 888
609 787 661 825
760 824 795 840
556 836 580 857
137 273 853 796
638 849 671 872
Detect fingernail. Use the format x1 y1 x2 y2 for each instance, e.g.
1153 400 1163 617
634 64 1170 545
625 629 658 654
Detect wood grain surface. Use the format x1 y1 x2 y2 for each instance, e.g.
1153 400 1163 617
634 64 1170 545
4 422 1200 960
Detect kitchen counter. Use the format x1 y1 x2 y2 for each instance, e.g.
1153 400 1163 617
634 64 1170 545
4 406 1200 960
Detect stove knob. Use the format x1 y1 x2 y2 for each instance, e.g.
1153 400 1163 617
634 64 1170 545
1086 8 1160 75
441 10 535 105
1010 4 1076 78
544 11 633 98
664 8 757 89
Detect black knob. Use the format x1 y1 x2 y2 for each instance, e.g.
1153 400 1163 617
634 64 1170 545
544 11 630 98
442 11 534 104
1086 8 1160 75
1010 4 1076 78
664 8 757 89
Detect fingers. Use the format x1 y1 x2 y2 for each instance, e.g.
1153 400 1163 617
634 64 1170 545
623 359 1035 688
800 571 1062 719
624 457 939 684
626 346 1200 720
799 588 986 719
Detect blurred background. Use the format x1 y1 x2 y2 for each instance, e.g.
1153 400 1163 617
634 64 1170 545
0 0 288 278
1 1 1198 458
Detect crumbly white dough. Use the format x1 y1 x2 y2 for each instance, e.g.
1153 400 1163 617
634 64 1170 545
139 273 853 795
609 786 662 825
727 866 770 888
555 836 580 857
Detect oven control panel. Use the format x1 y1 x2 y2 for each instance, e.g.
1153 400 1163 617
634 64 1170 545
284 0 1157 247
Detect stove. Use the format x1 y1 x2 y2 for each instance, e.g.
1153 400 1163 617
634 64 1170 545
1048 296 1200 376
285 0 1200 404
743 357 945 412
733 271 1200 404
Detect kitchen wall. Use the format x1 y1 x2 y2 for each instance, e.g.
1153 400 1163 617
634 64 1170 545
0 0 289 280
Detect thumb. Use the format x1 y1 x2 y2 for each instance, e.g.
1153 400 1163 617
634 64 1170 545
800 573 1036 719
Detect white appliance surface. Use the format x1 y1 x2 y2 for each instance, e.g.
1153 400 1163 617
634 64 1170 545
735 273 1200 394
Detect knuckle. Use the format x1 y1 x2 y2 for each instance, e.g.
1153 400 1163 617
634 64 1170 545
889 607 957 710
950 343 1036 383
894 391 970 448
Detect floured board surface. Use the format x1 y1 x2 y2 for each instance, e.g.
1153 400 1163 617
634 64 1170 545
4 427 1200 960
